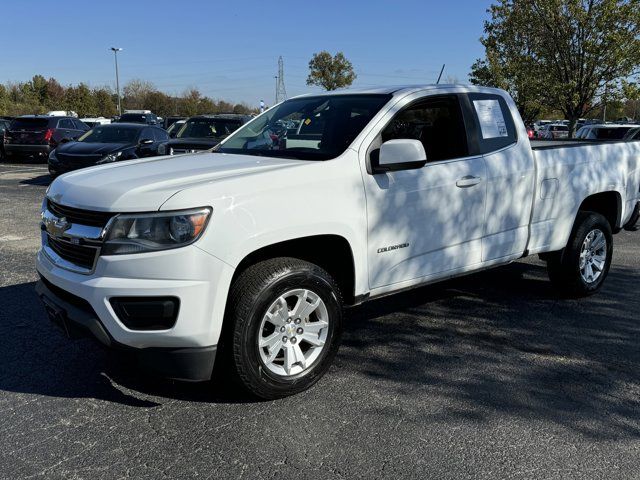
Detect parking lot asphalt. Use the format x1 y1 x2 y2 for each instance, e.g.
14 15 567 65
1 162 640 479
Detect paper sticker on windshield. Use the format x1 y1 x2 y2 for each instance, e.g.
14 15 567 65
473 100 508 138
304 118 311 126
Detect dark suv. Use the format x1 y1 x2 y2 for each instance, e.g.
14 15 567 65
4 116 89 160
158 114 251 155
116 112 159 125
0 117 12 160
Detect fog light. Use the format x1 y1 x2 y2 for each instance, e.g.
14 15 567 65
109 297 179 330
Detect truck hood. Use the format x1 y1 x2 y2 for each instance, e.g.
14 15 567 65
47 152 306 212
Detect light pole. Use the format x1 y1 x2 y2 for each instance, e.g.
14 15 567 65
110 47 123 116
274 76 279 105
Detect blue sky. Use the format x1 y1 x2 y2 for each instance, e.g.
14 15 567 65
0 0 492 107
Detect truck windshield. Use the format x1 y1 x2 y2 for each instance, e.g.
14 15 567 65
216 94 391 160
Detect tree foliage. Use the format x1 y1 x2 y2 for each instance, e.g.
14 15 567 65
306 51 357 91
0 75 257 118
471 0 640 134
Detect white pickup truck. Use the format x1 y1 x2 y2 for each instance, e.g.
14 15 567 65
36 85 640 399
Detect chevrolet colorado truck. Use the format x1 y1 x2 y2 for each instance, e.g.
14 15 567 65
36 85 640 399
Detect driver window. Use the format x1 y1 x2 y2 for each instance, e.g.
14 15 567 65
381 95 468 162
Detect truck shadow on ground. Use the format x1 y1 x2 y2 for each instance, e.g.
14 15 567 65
0 259 639 439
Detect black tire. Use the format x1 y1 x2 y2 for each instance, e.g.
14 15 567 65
546 211 613 297
224 257 343 400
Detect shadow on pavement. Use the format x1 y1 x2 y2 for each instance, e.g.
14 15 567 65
341 260 640 440
19 174 52 187
1 259 639 439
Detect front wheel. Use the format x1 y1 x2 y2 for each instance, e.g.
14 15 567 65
224 257 343 399
546 211 613 297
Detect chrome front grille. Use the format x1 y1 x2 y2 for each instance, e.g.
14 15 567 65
46 236 98 271
42 200 114 274
47 200 114 228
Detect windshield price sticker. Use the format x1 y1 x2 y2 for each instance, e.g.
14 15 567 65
473 99 508 139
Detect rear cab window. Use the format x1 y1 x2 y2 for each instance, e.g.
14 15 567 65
465 93 517 154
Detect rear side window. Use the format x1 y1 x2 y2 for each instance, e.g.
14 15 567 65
73 119 88 130
381 95 469 162
594 127 631 140
467 93 517 154
153 128 169 141
58 118 74 129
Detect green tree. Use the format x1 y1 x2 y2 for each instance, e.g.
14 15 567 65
306 51 357 91
93 87 117 117
472 0 640 136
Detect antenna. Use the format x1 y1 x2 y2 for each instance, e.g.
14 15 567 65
436 64 446 84
276 56 287 104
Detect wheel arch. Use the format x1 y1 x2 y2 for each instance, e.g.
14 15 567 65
578 191 622 232
232 234 358 306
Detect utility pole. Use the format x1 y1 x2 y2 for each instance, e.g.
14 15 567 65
603 83 608 123
110 47 123 116
275 56 287 104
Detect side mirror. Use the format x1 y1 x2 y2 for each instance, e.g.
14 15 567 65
370 139 427 174
139 138 154 146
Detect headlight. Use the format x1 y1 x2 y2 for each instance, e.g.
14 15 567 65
97 151 122 164
158 143 167 155
102 208 212 255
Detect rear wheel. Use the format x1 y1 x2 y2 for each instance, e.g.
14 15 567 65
224 257 343 399
546 211 613 297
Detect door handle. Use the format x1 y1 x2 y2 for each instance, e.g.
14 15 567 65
456 176 482 188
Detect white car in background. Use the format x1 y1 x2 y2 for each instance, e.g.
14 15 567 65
575 124 636 140
538 123 569 139
80 117 112 128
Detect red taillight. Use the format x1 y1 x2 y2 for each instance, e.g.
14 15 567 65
44 128 54 142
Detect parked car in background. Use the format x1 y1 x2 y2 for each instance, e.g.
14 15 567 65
4 116 89 160
533 120 551 137
158 113 250 155
575 124 636 140
538 123 569 139
526 125 535 139
47 110 78 118
48 123 169 177
166 119 186 138
116 110 160 125
0 118 11 160
164 116 186 129
624 127 640 141
80 117 112 128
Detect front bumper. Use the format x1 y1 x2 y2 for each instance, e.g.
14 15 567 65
35 277 216 381
35 243 236 379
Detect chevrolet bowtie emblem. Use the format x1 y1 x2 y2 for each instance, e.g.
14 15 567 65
43 211 71 237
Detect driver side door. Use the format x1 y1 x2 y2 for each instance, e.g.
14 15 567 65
362 93 487 290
